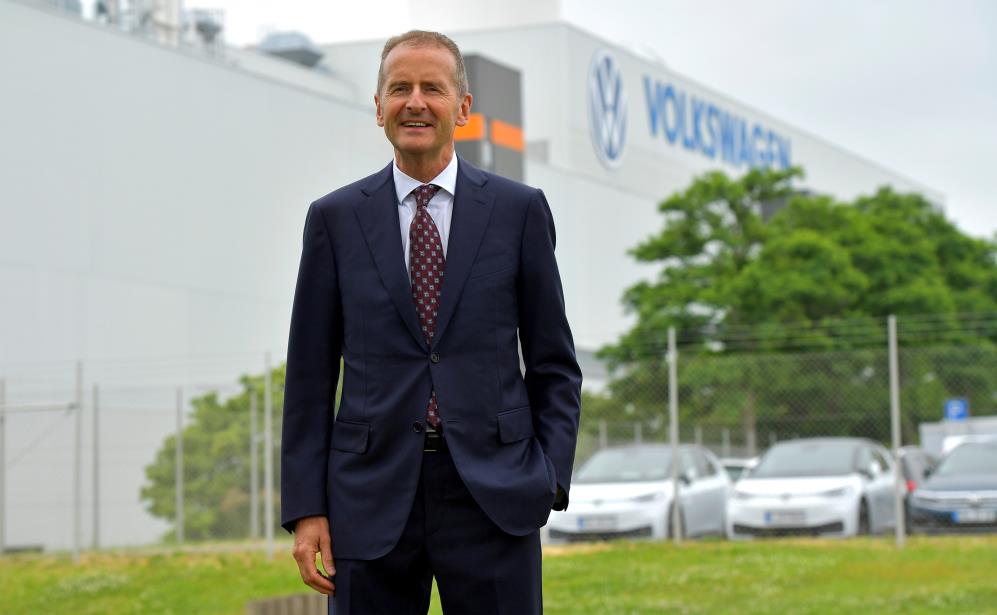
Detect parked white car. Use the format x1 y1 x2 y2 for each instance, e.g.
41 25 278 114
547 444 731 542
721 456 759 482
727 437 898 538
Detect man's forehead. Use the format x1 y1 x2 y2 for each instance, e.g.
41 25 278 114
384 42 455 73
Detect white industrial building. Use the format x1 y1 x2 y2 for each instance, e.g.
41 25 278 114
0 0 941 551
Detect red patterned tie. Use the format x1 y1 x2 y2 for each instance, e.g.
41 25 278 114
409 184 444 428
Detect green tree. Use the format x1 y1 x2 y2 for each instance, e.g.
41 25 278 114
140 365 287 541
596 167 997 446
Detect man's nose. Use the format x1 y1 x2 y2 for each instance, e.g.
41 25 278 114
405 88 427 112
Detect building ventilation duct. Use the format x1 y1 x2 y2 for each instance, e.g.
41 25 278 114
258 31 324 68
192 10 222 45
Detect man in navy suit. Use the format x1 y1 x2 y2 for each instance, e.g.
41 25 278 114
281 30 581 614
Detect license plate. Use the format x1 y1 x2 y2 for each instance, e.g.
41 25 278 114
952 509 997 524
577 514 617 531
764 510 806 526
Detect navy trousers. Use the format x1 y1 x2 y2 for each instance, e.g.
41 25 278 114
330 441 543 615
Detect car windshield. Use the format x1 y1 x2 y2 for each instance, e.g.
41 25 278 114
575 447 673 483
751 441 856 478
935 444 997 476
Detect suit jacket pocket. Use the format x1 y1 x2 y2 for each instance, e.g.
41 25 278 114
331 420 369 454
496 406 534 443
467 265 515 282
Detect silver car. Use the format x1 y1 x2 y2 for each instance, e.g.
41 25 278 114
727 437 898 538
547 444 731 542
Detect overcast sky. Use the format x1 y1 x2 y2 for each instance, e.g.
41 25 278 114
179 0 997 239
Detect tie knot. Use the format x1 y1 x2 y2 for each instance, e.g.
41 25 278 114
412 184 441 209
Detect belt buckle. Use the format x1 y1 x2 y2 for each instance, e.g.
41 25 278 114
423 430 443 453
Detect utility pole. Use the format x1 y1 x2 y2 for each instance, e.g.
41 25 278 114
92 384 100 550
250 392 259 539
0 378 6 556
888 315 906 548
668 327 682 544
73 362 83 563
263 352 275 559
175 387 184 544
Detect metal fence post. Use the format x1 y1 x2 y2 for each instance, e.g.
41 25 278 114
668 327 682 543
888 315 906 548
598 420 607 449
694 425 703 446
264 352 275 559
721 427 730 458
92 384 100 550
0 378 5 556
250 392 259 539
634 422 642 444
175 387 184 544
74 362 83 563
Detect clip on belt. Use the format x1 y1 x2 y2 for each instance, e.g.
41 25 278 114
423 430 446 453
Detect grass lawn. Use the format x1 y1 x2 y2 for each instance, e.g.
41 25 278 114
1 535 995 614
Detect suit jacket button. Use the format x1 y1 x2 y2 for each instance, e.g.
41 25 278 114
413 421 424 433
430 352 440 364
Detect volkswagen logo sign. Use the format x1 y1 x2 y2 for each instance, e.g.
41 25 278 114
588 49 628 169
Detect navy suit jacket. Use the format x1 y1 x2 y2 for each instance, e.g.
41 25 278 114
280 157 582 560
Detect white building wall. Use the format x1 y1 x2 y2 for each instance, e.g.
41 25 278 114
0 1 391 550
0 2 395 367
323 24 941 205
452 24 942 204
524 163 659 350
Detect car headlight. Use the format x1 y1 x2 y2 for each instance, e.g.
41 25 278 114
631 492 666 504
734 489 756 500
816 486 854 498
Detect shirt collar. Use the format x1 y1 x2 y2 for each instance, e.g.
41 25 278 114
393 154 459 206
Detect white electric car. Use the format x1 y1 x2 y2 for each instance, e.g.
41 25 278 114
727 437 898 538
721 456 759 482
547 443 730 542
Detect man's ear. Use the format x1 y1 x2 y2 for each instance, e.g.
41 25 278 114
374 94 384 127
455 93 473 127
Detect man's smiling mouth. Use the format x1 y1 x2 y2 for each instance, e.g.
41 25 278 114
402 122 432 127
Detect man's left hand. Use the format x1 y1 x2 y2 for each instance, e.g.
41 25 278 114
291 516 336 595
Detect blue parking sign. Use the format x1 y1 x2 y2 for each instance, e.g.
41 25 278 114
944 398 969 421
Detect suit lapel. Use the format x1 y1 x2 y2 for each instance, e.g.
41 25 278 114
355 163 428 351
433 160 494 349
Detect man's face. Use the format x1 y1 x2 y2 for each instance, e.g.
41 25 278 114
375 43 472 163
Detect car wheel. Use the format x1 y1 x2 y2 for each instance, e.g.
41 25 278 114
857 499 871 536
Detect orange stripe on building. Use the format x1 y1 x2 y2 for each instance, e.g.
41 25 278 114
454 113 486 141
490 119 524 152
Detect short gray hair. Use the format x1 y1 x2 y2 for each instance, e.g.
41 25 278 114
377 30 469 99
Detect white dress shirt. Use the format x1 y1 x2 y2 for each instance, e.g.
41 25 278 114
394 155 458 271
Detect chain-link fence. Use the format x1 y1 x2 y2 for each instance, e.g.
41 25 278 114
2 316 995 556
581 318 997 458
573 314 997 544
581 347 895 456
0 352 285 559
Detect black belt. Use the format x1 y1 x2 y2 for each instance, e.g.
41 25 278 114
423 430 447 453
